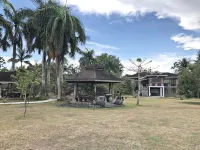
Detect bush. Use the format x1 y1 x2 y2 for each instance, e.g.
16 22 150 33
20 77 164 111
31 96 48 101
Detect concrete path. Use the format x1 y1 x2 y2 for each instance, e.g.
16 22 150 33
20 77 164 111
0 99 57 105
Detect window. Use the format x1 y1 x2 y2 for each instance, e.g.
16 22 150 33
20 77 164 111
151 77 161 83
164 79 170 83
170 79 176 86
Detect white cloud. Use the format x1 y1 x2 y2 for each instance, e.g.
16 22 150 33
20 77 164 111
121 53 196 75
85 28 98 35
80 41 119 55
171 34 200 50
66 0 200 30
87 41 119 50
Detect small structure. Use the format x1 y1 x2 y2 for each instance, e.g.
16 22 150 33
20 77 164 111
66 64 123 107
127 72 178 97
0 72 19 98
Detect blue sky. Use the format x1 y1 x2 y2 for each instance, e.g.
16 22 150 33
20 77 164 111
1 0 200 74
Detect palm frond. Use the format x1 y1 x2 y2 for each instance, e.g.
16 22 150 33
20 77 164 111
7 58 20 63
24 61 32 66
24 54 32 59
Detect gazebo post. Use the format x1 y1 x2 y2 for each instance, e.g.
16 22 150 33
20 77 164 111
111 83 115 99
0 83 2 98
109 83 111 94
73 83 77 101
94 83 97 99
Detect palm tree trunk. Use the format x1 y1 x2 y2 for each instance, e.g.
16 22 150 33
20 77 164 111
47 58 51 87
56 57 61 100
11 26 17 71
42 49 46 95
11 43 16 71
61 62 64 83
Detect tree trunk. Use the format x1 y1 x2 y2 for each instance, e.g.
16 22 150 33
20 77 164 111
61 63 64 83
11 43 16 71
56 57 61 100
24 92 27 117
137 72 140 105
47 58 51 87
41 49 46 95
21 61 22 68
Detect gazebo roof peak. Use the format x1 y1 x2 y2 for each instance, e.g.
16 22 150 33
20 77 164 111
66 64 122 83
85 64 103 70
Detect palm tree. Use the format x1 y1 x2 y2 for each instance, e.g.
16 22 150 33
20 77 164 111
2 1 33 70
8 48 32 68
171 57 190 73
79 48 96 67
44 1 86 99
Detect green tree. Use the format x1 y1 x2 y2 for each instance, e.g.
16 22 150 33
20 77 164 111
171 57 190 73
12 68 40 117
79 48 96 67
43 1 86 99
96 53 123 77
178 61 200 98
2 1 33 70
8 48 32 68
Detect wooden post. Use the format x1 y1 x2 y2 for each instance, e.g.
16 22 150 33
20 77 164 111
94 84 96 98
0 84 1 98
111 83 114 99
109 83 111 94
73 83 77 100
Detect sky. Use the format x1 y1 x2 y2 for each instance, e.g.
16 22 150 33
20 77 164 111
1 0 200 74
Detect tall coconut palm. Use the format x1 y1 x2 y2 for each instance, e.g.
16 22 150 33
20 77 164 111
8 48 32 68
44 1 86 99
79 48 96 67
2 1 33 70
32 0 55 95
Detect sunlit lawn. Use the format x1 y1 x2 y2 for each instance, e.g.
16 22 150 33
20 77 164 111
0 97 200 150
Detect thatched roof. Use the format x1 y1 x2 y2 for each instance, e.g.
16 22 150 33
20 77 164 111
66 64 122 83
0 72 15 83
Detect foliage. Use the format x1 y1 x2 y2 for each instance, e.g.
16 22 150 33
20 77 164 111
0 56 6 68
12 67 40 116
8 48 32 67
96 53 123 77
178 61 200 98
171 57 191 74
79 48 96 67
115 76 136 95
2 1 33 70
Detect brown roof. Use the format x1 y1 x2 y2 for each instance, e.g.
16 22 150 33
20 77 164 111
127 72 178 79
0 72 15 83
66 64 122 83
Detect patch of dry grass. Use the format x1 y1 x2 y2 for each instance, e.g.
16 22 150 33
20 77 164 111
0 98 200 150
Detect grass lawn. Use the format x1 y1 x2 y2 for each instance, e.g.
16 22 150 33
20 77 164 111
1 97 200 150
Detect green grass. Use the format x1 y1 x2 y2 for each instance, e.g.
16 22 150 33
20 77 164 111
0 97 200 150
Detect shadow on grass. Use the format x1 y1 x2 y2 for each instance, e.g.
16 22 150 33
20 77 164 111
181 102 200 106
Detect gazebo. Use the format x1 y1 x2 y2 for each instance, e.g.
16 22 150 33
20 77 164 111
66 64 122 104
0 72 17 98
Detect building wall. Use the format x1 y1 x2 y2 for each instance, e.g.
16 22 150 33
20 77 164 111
141 76 178 97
